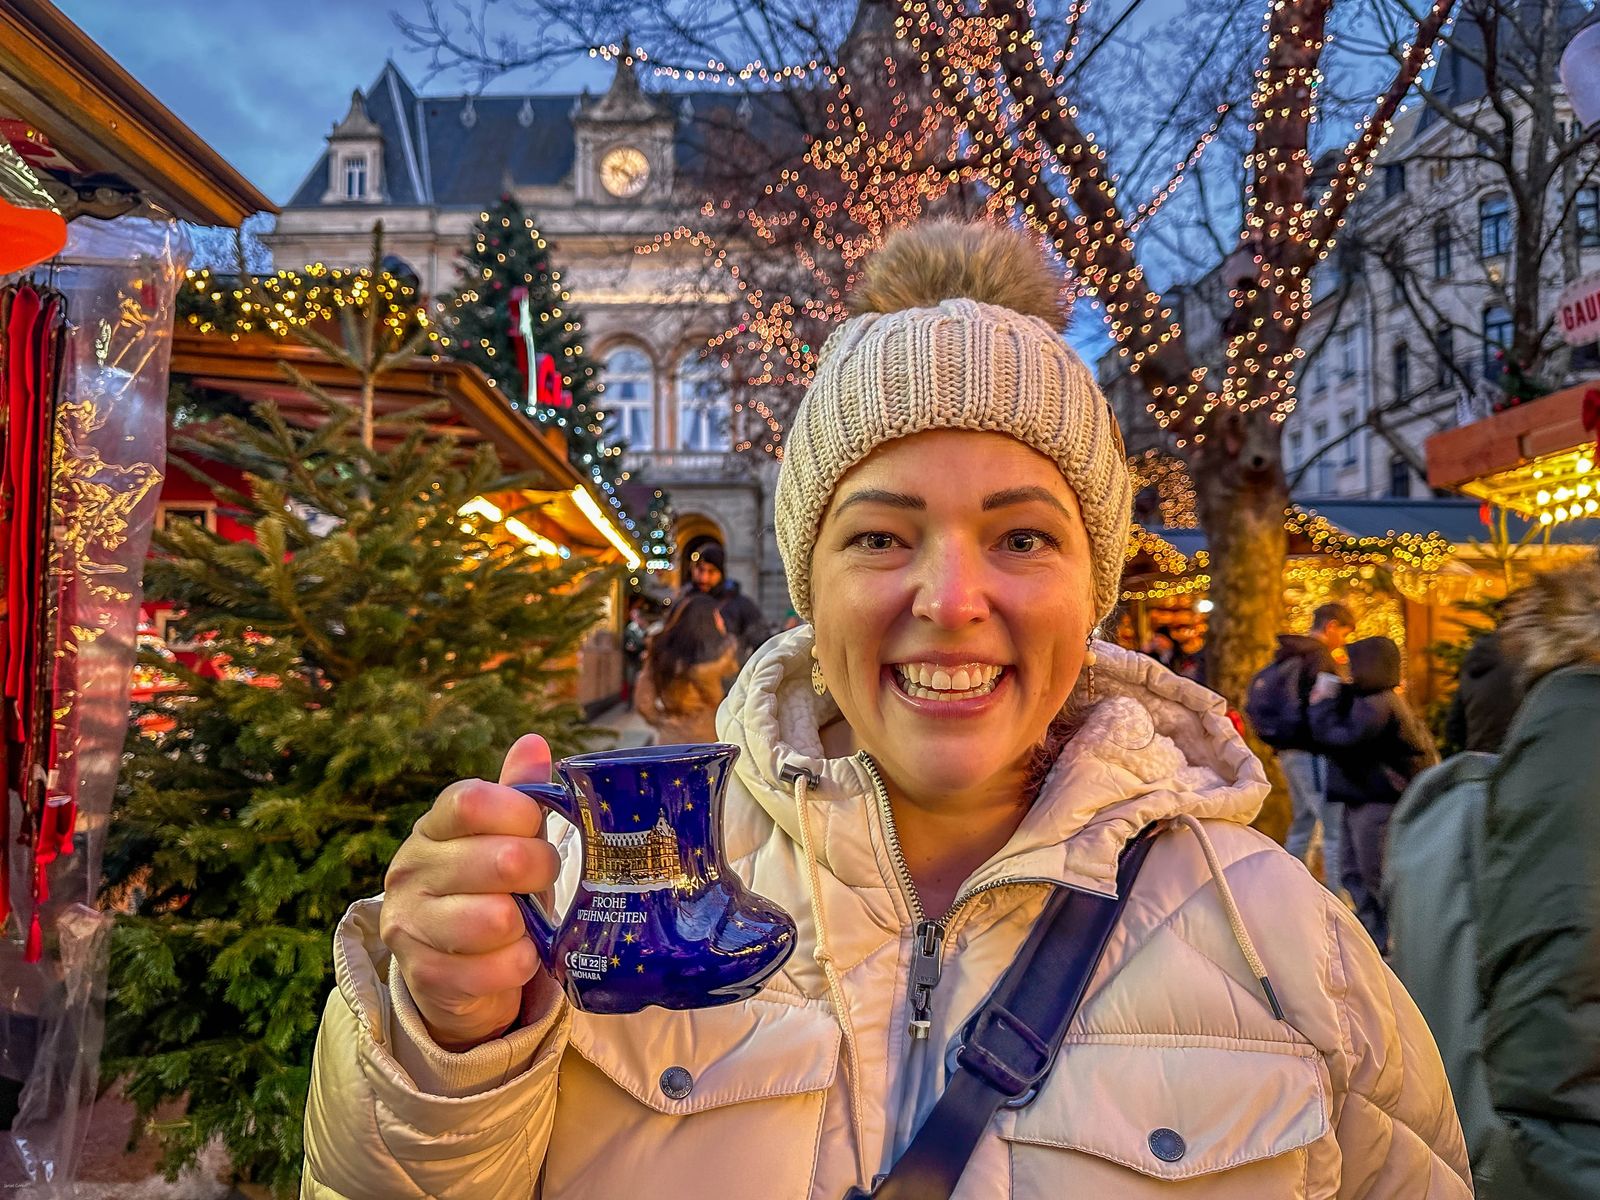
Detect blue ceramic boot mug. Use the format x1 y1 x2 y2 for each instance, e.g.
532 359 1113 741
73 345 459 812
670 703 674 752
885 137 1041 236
511 742 796 1014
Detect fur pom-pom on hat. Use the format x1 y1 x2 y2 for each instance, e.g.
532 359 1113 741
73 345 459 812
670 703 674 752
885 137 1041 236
849 220 1070 332
775 220 1133 626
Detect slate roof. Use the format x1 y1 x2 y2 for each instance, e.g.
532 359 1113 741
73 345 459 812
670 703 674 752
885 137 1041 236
286 60 794 211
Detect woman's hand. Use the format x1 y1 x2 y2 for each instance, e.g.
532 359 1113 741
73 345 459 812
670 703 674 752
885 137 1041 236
380 734 562 1050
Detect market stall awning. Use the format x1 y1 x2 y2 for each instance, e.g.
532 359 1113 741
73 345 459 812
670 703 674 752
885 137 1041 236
0 0 273 225
169 333 644 567
1426 382 1600 528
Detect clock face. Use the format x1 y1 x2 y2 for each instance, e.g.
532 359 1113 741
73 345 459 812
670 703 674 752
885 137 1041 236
600 146 651 198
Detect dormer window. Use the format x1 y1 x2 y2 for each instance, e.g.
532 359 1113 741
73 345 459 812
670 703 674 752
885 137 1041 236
322 89 384 205
343 154 369 200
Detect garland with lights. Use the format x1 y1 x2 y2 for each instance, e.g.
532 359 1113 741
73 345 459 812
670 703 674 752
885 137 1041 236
443 194 673 568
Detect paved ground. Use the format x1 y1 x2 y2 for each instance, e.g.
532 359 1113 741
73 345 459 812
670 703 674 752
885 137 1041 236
589 700 657 749
3 1088 232 1199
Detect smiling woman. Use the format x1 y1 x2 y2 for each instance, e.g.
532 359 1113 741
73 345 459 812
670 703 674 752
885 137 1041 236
301 222 1469 1200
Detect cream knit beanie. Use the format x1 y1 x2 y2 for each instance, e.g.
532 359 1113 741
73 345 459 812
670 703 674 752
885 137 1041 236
775 221 1133 624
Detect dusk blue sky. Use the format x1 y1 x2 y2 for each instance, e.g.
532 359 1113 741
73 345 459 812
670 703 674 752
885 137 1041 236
58 0 612 203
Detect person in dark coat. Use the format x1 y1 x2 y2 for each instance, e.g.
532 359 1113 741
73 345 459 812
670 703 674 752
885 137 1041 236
1309 635 1438 950
685 542 770 665
1475 556 1600 1200
1444 628 1523 753
1249 602 1354 889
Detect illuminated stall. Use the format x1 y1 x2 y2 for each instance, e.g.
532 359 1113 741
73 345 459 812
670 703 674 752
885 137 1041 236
161 333 643 711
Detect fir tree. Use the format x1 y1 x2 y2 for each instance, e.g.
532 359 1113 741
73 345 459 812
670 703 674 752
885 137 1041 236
443 193 674 575
103 243 610 1193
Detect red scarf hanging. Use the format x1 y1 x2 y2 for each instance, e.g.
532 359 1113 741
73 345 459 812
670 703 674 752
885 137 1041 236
0 281 67 957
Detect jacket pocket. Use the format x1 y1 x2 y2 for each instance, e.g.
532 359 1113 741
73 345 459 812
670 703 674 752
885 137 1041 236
998 1039 1330 1196
543 994 840 1199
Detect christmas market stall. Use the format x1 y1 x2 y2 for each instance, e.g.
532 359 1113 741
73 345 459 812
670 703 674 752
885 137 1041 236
1426 379 1600 536
1120 497 1457 700
0 0 271 1187
163 331 644 711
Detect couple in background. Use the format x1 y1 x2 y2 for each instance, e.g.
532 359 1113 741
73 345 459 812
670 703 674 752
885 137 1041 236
1248 603 1437 948
634 542 770 744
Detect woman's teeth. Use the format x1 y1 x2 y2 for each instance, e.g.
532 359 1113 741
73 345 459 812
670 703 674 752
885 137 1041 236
893 662 1003 700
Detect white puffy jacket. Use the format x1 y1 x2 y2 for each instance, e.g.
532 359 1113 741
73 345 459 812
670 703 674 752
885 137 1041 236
301 631 1471 1198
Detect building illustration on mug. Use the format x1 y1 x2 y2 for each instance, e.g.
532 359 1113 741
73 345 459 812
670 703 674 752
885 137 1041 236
578 803 689 891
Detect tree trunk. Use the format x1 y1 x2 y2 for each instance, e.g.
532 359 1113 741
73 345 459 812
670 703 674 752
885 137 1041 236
1192 412 1291 841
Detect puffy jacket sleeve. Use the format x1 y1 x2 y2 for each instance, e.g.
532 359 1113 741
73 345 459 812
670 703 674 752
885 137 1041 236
300 896 570 1199
1476 669 1600 1200
1324 893 1473 1198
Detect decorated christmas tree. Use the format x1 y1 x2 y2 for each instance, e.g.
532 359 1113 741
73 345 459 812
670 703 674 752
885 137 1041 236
443 193 673 576
102 246 611 1193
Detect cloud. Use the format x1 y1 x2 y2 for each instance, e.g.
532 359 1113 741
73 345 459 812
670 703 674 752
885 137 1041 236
58 0 408 202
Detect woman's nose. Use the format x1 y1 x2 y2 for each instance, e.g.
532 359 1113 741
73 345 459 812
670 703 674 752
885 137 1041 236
909 543 991 627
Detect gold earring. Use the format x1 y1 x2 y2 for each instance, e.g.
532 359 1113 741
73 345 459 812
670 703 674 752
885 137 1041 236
1084 638 1098 703
811 645 828 697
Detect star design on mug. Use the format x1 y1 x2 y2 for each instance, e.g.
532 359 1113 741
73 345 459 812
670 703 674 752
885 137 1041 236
684 801 694 811
610 955 621 967
623 931 637 944
673 777 685 788
600 800 611 814
636 963 645 973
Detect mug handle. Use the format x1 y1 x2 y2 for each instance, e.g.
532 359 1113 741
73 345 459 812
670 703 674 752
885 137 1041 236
509 781 582 968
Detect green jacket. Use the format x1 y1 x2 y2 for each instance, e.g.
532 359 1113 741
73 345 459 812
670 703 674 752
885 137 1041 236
1477 666 1600 1200
1385 751 1504 1181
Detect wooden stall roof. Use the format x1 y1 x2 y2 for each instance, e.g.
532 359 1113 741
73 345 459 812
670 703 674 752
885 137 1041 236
0 0 273 226
169 334 645 562
1427 382 1596 492
171 333 584 490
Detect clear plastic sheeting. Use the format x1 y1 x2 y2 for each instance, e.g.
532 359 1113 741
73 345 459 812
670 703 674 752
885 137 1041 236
1 215 189 1195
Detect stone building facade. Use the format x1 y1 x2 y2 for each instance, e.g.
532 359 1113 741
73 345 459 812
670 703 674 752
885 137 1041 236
266 58 786 617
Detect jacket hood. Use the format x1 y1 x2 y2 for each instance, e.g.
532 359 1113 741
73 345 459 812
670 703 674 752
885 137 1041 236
1347 636 1401 693
716 625 1269 898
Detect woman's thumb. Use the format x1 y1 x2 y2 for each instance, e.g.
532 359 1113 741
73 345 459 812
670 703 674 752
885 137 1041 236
499 733 554 787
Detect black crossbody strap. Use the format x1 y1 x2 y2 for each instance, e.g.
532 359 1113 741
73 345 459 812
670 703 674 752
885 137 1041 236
847 824 1162 1200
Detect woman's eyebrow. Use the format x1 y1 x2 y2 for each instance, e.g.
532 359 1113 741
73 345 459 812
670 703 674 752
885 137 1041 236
981 486 1072 519
833 488 925 514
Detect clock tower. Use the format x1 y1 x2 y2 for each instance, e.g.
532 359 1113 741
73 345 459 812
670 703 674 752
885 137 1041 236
573 54 676 204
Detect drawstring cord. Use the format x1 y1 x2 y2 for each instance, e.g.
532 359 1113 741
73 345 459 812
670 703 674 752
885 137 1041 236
790 768 874 1186
1175 814 1286 1021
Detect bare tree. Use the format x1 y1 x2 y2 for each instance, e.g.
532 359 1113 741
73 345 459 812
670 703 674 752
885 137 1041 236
888 0 1456 711
1339 0 1600 401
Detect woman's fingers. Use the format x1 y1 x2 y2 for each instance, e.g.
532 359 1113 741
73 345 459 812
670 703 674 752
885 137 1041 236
412 777 547 842
381 737 564 1047
393 892 528 956
389 828 560 897
396 937 542 1016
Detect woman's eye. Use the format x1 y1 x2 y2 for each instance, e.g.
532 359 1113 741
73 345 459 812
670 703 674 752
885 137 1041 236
1004 530 1059 554
851 532 898 552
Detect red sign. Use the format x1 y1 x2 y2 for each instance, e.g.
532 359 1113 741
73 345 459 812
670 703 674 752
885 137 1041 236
537 354 572 408
1557 269 1600 347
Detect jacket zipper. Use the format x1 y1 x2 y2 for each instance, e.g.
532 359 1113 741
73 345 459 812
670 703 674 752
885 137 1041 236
857 751 1043 1039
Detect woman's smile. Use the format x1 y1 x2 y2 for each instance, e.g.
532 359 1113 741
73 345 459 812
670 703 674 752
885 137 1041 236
886 661 1010 709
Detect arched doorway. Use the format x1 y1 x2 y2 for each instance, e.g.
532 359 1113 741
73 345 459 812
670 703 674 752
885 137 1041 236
672 513 725 592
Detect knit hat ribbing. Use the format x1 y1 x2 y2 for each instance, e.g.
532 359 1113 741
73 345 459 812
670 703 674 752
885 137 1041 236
774 225 1132 625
